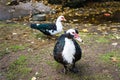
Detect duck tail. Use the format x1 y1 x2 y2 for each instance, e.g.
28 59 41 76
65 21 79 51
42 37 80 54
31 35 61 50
30 23 38 29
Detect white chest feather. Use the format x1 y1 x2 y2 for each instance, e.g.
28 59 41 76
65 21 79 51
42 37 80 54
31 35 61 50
49 22 63 35
62 38 75 64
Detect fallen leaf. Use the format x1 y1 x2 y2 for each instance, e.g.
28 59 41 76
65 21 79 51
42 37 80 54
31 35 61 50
115 35 120 39
73 19 78 22
110 57 117 62
38 38 41 40
111 28 117 31
68 14 72 16
104 13 111 17
23 34 27 37
97 27 102 31
42 40 45 42
31 77 36 80
82 29 88 32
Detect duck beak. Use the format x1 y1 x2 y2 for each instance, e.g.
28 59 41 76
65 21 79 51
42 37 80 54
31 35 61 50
63 18 66 21
64 18 67 21
62 17 66 21
74 33 83 42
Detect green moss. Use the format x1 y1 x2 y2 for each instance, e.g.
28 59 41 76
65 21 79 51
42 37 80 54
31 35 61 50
81 74 113 80
6 55 32 80
46 60 60 68
100 51 119 61
0 22 27 28
0 50 10 59
100 51 120 68
9 45 25 52
96 36 109 43
67 73 113 80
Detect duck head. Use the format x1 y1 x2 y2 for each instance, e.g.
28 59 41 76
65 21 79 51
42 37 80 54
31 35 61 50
57 16 66 22
66 29 83 42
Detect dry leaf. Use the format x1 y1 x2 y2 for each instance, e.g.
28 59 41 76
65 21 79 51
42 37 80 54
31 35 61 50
111 28 117 31
23 34 27 37
111 57 117 62
97 27 102 31
114 35 120 39
31 77 36 80
104 13 111 17
73 19 78 22
82 29 88 32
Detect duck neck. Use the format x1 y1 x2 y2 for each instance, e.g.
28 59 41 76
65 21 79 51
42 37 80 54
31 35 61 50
56 19 63 31
65 33 74 39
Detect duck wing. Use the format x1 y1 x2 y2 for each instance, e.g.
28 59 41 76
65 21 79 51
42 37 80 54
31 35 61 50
73 39 82 62
53 35 65 62
30 23 57 35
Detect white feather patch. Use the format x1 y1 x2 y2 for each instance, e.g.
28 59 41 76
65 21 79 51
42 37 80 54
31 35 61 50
36 24 40 26
50 19 63 35
62 38 75 64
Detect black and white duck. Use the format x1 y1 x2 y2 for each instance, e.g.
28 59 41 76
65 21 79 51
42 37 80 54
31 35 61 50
53 29 83 73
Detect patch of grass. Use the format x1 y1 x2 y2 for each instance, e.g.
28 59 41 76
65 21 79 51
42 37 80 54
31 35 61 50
80 33 115 45
9 45 25 52
46 60 60 68
36 33 44 38
96 36 109 43
0 22 27 28
79 73 113 80
66 73 113 80
106 34 117 39
0 50 10 59
100 51 120 62
0 44 28 59
100 51 120 68
6 55 32 80
78 33 94 44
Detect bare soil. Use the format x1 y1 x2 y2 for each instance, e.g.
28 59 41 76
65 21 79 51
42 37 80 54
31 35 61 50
0 21 120 80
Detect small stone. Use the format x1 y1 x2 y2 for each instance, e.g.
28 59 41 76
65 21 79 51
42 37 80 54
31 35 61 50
31 41 34 44
35 72 39 75
32 14 46 21
112 42 118 46
38 38 41 40
12 33 17 35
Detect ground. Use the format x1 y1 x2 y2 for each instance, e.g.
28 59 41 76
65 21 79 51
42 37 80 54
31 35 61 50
0 21 120 80
0 1 120 80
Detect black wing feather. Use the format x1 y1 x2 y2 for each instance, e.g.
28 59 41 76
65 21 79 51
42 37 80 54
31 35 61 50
53 34 65 63
73 39 82 62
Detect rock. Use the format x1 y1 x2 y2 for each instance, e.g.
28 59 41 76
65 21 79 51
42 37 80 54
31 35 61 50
0 2 51 20
48 0 86 8
48 0 61 4
112 42 118 46
14 2 51 13
32 14 46 21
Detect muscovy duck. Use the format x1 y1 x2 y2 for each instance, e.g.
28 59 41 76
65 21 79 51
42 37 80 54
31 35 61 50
30 16 66 36
53 29 82 73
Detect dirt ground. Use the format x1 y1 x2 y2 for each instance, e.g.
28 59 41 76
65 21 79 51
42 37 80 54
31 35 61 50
0 21 120 80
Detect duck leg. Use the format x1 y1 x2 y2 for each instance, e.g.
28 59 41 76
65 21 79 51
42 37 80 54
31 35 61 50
70 62 79 73
63 65 68 74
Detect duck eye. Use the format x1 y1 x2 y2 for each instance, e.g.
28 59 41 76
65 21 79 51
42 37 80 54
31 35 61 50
72 32 75 34
61 17 64 20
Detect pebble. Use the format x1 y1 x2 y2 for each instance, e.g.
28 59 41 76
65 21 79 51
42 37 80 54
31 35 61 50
112 42 118 46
